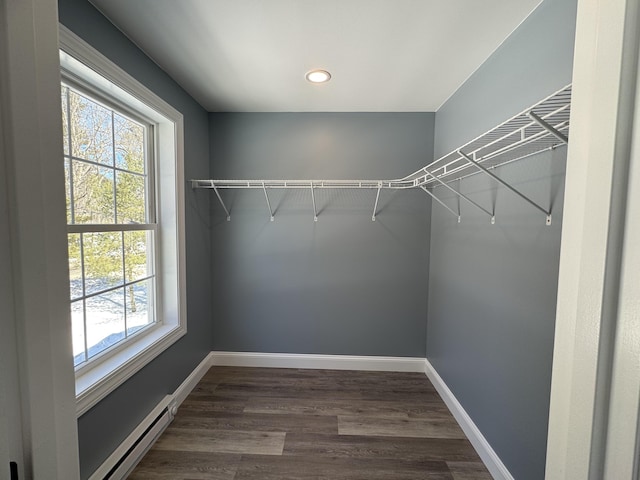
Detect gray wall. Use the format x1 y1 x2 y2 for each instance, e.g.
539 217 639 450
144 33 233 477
57 0 212 477
435 0 578 157
209 113 433 356
428 152 566 480
428 0 577 479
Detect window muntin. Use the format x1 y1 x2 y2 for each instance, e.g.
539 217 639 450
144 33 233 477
62 82 157 368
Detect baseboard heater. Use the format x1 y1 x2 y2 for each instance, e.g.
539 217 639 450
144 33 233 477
92 396 176 480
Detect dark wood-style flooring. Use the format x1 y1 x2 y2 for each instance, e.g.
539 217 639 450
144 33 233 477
129 367 492 479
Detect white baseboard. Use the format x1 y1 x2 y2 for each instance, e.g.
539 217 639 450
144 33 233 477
424 360 514 480
210 351 426 372
171 352 215 408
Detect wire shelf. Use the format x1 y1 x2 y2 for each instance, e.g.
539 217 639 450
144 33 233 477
193 84 571 223
406 85 571 188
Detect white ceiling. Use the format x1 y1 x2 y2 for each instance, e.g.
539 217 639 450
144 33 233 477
90 0 542 112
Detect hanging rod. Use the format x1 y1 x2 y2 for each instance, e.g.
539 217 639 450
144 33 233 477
193 84 571 223
191 179 415 190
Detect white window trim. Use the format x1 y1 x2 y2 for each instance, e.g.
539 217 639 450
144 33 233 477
59 25 187 417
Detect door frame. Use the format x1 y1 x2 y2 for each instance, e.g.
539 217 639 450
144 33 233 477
546 0 640 477
0 5 24 475
1 0 80 478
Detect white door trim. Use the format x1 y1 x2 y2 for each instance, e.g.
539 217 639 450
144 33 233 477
602 23 640 476
546 0 640 477
0 2 24 475
1 0 80 477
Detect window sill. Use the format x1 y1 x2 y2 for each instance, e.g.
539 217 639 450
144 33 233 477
75 322 186 417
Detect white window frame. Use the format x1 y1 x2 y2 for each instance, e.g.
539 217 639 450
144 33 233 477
59 25 187 417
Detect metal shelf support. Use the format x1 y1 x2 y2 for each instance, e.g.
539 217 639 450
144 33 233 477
458 150 552 225
528 111 569 144
425 170 495 224
213 184 231 221
420 186 460 223
310 182 318 222
372 183 382 221
262 181 274 221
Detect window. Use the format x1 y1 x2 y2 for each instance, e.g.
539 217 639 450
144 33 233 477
63 82 156 368
60 26 186 416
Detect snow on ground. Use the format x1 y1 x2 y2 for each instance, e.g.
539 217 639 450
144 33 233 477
71 279 153 365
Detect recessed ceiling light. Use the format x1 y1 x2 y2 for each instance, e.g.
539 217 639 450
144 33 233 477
306 69 331 84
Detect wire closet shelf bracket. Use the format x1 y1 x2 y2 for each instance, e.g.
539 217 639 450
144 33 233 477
192 84 571 225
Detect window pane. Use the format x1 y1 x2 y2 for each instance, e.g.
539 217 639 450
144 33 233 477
124 230 153 283
116 171 146 224
83 232 123 295
72 160 115 224
64 158 72 223
61 87 69 156
114 113 145 173
68 233 82 300
86 288 125 358
126 278 153 336
71 300 86 367
69 90 113 165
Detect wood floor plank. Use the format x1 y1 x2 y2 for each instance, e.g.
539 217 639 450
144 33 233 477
338 415 467 439
211 383 365 401
210 382 439 403
407 403 456 420
245 397 409 418
447 461 494 480
283 433 481 462
233 454 454 480
244 396 451 419
171 411 338 434
127 450 239 480
179 395 248 414
153 427 286 455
